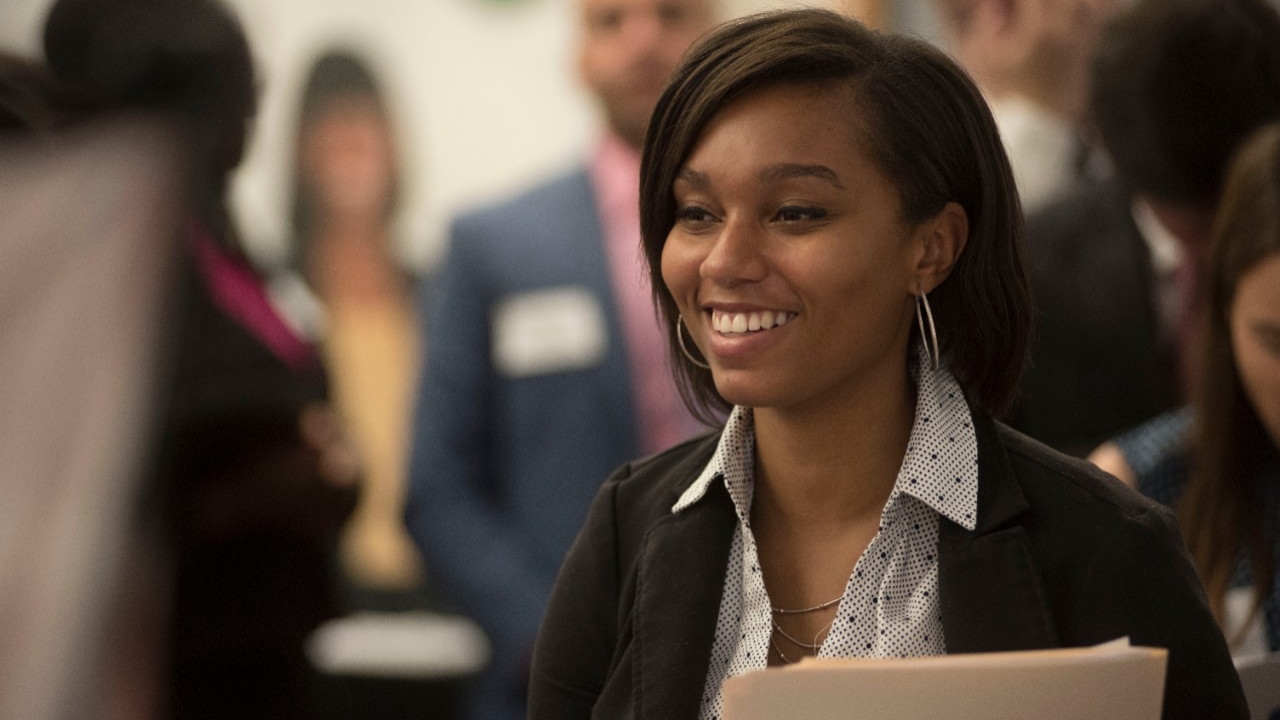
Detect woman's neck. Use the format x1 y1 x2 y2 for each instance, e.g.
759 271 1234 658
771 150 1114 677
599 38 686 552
315 211 387 243
307 227 404 303
748 357 917 658
751 362 915 527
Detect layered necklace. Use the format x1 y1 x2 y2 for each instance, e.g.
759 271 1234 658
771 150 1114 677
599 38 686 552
769 593 842 665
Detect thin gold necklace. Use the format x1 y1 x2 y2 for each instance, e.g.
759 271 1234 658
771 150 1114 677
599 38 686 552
770 593 843 615
772 616 835 650
771 634 797 664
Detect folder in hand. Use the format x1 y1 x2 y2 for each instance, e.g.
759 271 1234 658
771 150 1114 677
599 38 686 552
723 638 1167 720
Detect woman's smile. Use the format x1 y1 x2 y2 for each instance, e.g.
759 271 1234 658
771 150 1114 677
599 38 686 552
661 82 920 410
709 308 796 334
703 305 799 365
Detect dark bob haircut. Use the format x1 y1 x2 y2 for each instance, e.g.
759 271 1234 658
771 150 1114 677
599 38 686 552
640 7 1030 421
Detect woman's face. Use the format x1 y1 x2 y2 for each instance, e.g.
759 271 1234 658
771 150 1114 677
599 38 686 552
660 83 923 413
1231 251 1280 447
301 96 394 219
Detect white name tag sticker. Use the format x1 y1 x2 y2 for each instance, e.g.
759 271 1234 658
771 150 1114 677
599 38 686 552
491 287 609 378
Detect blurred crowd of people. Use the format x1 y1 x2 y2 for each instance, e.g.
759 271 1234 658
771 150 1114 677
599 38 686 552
2 0 1279 718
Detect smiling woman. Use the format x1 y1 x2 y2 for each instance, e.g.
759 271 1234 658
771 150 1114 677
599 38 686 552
529 8 1249 720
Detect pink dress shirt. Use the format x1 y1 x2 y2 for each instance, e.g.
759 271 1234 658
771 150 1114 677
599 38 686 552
590 133 704 454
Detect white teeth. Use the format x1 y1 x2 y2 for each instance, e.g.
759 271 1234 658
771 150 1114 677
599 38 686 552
711 310 795 335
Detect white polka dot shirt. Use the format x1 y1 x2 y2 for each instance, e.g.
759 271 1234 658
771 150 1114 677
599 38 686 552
671 353 980 720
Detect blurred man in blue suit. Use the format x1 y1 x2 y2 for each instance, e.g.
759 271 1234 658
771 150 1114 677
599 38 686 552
404 0 716 717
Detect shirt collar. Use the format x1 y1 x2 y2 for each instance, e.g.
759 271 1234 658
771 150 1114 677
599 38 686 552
673 404 754 518
672 345 980 531
900 347 980 530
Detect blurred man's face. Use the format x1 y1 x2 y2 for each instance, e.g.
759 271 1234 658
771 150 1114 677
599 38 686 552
579 0 715 149
932 0 1116 117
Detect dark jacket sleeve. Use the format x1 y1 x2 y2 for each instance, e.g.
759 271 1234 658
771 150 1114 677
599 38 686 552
529 466 627 719
976 423 1248 720
1088 505 1248 720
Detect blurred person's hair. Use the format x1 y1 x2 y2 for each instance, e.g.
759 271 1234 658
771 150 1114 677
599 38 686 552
42 0 257 243
639 8 1030 422
1181 121 1280 640
288 49 403 275
1088 0 1280 211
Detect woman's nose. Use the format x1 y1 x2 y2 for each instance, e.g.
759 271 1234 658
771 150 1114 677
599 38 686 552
699 217 768 286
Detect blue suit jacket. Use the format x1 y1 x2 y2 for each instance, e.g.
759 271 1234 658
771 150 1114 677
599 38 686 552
405 167 642 719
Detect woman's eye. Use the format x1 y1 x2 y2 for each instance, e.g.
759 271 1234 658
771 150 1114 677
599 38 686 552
676 205 716 224
776 206 827 223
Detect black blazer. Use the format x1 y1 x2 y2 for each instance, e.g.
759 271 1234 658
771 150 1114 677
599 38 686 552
529 412 1247 720
157 242 355 720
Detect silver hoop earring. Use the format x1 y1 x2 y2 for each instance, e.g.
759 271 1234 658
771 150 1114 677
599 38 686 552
915 287 940 372
676 316 711 370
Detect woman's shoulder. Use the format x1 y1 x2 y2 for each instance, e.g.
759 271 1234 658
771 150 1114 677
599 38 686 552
985 419 1201 606
600 430 723 518
991 419 1173 526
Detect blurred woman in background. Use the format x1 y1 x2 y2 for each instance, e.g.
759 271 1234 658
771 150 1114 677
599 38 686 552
1092 122 1280 657
284 49 425 603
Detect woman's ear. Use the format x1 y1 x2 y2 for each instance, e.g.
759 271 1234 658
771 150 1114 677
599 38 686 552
911 201 968 294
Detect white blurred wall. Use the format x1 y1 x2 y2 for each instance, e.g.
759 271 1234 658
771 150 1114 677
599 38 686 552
0 0 899 273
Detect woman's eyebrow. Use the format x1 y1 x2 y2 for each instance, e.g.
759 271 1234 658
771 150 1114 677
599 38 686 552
758 163 845 189
674 167 710 188
675 164 846 189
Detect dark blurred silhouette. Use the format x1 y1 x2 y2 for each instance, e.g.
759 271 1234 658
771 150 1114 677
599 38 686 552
1012 0 1280 457
41 0 360 717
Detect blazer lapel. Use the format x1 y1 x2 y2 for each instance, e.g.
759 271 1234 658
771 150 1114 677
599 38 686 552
634 480 737 720
939 414 1060 652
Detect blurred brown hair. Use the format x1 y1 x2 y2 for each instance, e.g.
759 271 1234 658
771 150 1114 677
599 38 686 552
1180 122 1280 641
288 49 403 277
